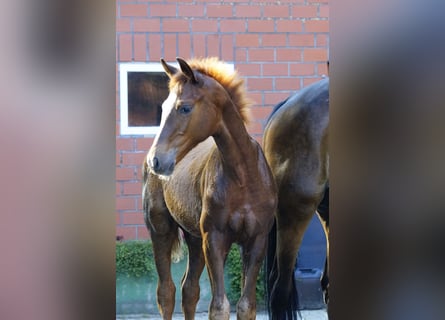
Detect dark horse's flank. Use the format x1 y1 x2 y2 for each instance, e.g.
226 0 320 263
263 78 329 319
143 57 277 320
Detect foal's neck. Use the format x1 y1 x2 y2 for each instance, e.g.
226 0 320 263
212 100 256 186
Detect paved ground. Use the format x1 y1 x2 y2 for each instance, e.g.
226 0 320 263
117 309 328 319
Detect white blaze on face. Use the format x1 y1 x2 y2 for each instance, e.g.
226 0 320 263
159 91 177 129
146 91 178 169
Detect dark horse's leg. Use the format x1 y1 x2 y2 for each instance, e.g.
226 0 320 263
270 187 322 319
237 234 269 320
143 173 180 320
181 232 205 320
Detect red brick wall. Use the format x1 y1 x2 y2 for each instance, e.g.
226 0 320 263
116 0 329 240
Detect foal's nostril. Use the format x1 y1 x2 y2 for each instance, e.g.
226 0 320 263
152 157 160 171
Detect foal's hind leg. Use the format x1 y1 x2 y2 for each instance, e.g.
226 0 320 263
181 232 205 320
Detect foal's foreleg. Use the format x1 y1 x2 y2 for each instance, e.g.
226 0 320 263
237 235 268 320
202 231 230 320
181 233 205 320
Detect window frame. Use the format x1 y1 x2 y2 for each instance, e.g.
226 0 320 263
119 62 175 136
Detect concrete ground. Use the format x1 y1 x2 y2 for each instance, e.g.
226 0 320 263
117 309 328 320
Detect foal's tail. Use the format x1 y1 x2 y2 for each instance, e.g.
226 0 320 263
266 221 299 320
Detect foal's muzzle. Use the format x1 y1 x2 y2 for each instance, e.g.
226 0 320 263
147 151 176 177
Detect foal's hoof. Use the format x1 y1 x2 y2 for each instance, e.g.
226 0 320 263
209 297 230 320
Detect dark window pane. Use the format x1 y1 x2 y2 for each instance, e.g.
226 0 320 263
127 72 169 127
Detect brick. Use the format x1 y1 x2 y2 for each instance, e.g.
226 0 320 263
248 92 263 105
247 78 273 91
262 34 287 47
235 5 261 18
263 63 288 76
163 19 189 32
116 138 134 151
290 63 316 76
207 34 220 57
136 138 154 151
264 92 294 105
292 5 318 18
235 48 248 62
134 34 147 61
276 20 303 32
308 0 329 3
236 34 260 47
178 4 205 17
289 34 315 47
276 78 300 91
263 5 290 18
116 226 136 241
320 5 329 18
123 212 144 225
116 213 121 225
220 20 246 33
193 34 206 58
303 77 323 87
316 34 329 47
304 48 328 61
318 62 329 76
117 19 131 32
137 197 143 211
191 19 218 32
249 48 275 62
221 34 234 61
148 34 162 60
120 4 147 17
116 197 137 211
246 121 263 135
236 63 261 77
150 4 177 17
122 152 146 166
305 20 329 32
207 5 233 18
116 182 122 196
178 34 192 59
250 106 273 121
133 18 161 32
119 34 132 62
248 20 275 32
276 49 302 62
123 181 143 195
137 226 150 240
116 151 122 166
116 167 136 181
163 34 177 60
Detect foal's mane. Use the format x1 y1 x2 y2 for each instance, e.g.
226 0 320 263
170 57 252 123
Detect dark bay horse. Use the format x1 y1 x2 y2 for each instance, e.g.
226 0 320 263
143 57 277 320
263 77 329 319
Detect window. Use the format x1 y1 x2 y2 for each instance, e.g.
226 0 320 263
119 62 235 135
119 63 172 135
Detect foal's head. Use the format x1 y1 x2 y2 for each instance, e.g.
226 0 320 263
146 57 250 177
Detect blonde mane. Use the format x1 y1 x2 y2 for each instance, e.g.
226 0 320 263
170 57 252 123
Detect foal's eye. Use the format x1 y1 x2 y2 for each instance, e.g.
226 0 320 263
178 105 192 115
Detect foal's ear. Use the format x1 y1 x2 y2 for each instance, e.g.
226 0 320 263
176 57 198 84
160 58 178 78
